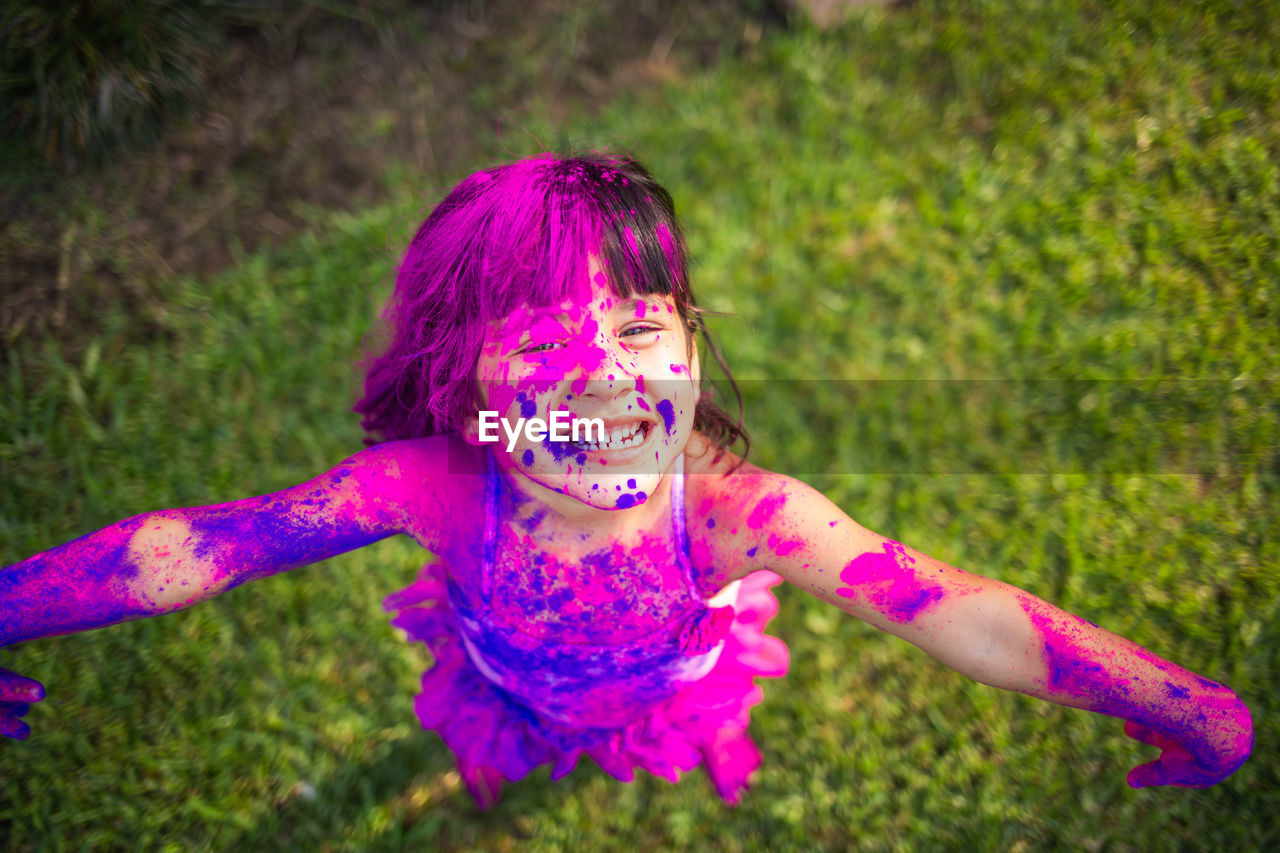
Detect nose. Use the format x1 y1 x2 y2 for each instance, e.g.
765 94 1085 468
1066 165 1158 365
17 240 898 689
575 373 636 405
570 332 639 403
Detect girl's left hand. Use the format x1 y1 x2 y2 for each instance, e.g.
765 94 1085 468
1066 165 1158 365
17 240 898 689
1123 719 1250 788
0 666 45 740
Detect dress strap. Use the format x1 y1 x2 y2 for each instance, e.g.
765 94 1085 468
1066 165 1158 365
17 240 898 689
671 453 705 600
480 447 498 603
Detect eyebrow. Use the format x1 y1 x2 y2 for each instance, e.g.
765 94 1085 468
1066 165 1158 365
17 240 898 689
521 296 662 322
616 296 665 314
499 296 668 345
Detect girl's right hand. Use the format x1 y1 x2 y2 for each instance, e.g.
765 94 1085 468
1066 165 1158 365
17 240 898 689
0 666 45 740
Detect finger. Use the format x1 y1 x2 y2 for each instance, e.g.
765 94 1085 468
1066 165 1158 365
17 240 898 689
0 702 31 718
0 673 45 703
0 714 31 740
1124 720 1162 747
1125 720 1182 752
1127 759 1172 789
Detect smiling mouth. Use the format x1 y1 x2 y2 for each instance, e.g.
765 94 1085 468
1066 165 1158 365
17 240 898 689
569 421 652 452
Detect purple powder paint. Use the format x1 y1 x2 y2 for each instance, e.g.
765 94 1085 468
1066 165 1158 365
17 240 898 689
542 433 581 463
518 510 547 533
522 449 534 467
656 399 676 435
1014 591 1253 787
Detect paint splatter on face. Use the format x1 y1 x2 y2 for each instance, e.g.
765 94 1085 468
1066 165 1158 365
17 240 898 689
656 399 676 436
471 255 701 511
835 540 946 624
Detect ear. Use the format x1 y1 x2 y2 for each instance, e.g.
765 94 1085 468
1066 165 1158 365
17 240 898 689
690 337 702 405
461 411 484 446
462 380 490 446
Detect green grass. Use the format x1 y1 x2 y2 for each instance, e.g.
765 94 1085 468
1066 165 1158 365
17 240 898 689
3 0 1278 849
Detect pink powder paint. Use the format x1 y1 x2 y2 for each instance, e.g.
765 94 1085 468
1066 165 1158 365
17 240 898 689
746 494 786 530
767 533 803 557
835 540 945 624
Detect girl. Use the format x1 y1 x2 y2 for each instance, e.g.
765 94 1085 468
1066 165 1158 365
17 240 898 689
0 153 1254 808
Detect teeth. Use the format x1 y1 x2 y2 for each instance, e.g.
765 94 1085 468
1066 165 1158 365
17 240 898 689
575 422 646 452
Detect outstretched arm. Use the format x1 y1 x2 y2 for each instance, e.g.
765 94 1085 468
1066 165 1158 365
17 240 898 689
1 442 411 646
0 436 463 738
709 468 1253 788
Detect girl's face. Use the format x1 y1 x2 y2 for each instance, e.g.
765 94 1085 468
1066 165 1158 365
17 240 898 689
469 256 700 511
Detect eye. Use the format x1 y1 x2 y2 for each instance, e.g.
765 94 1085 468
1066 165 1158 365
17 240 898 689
525 341 561 353
621 324 660 339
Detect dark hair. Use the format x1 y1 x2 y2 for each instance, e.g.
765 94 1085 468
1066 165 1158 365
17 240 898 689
354 151 749 464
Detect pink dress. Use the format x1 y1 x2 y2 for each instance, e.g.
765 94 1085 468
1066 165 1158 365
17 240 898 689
383 450 790 808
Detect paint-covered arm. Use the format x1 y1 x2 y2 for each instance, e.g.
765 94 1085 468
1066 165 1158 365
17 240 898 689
0 441 433 649
0 437 464 740
711 469 1252 788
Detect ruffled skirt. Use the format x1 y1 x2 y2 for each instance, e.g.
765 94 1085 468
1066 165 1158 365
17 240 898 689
383 563 790 808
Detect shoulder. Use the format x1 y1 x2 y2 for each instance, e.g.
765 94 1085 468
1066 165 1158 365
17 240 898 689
684 434 931 612
683 432 824 592
343 434 485 556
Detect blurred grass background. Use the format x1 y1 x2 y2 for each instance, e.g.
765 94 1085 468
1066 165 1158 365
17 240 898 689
2 0 1278 849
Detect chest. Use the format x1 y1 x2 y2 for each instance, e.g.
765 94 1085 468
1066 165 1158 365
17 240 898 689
484 525 696 643
427 450 738 642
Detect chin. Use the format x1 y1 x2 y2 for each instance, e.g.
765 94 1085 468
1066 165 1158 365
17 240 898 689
513 456 665 509
551 471 663 510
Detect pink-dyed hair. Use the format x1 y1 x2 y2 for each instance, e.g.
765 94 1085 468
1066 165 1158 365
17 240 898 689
354 151 748 459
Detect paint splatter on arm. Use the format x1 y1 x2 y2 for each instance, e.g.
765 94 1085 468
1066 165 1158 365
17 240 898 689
987 591 1253 788
709 469 998 669
705 465 1252 787
0 442 423 647
0 438 467 740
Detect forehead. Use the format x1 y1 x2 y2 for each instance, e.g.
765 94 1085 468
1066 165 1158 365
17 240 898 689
487 257 675 337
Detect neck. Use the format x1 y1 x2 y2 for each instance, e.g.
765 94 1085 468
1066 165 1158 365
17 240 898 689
493 460 677 545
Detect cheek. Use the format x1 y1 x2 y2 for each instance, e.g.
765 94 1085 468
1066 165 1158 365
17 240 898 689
656 399 677 435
